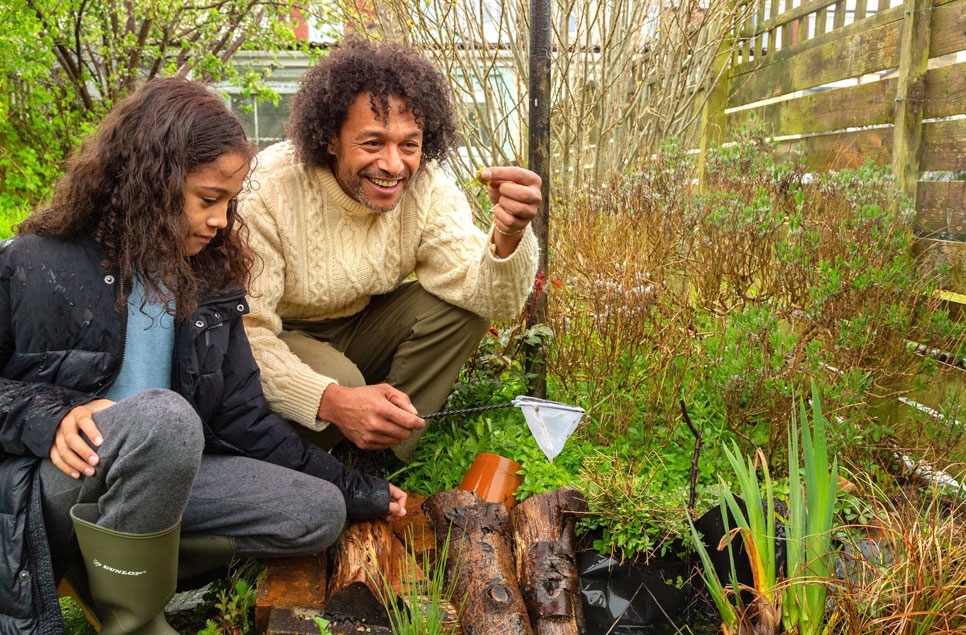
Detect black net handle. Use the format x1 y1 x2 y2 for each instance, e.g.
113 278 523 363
420 402 515 420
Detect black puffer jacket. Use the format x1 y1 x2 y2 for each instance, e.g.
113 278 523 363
0 233 390 634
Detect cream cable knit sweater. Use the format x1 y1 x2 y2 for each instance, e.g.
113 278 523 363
241 141 539 429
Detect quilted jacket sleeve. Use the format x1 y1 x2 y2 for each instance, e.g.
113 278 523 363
0 237 97 460
183 297 391 520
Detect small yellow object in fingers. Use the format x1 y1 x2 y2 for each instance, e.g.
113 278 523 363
475 168 490 187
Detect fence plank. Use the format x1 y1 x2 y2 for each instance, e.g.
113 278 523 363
728 60 966 139
929 0 966 58
729 7 904 107
913 238 966 293
917 181 966 238
833 0 847 29
771 120 966 174
921 120 966 171
782 17 794 50
923 61 966 119
727 76 896 136
772 127 892 172
815 6 829 36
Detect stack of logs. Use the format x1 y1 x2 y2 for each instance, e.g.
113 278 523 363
258 486 589 634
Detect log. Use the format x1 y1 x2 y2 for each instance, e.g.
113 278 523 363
511 487 589 635
388 533 463 633
423 489 535 635
390 496 464 634
324 519 394 627
390 493 437 569
326 504 462 633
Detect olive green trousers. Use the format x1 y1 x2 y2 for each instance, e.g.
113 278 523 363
280 281 489 460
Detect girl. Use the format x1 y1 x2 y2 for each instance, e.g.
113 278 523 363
0 77 406 635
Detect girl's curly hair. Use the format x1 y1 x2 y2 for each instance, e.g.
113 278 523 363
287 38 459 168
18 77 256 319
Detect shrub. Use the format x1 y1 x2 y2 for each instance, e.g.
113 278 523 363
410 125 965 562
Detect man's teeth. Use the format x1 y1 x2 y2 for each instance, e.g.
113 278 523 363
370 177 399 187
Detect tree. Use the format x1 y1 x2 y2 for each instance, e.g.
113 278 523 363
0 0 316 223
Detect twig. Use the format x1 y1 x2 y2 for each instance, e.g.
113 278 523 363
679 399 702 510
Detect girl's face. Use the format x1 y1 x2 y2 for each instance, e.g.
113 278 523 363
183 151 250 256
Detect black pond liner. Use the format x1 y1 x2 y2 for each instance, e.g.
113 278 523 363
577 549 690 633
578 497 787 633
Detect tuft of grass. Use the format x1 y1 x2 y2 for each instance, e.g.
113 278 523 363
830 477 966 634
782 382 839 635
368 526 463 635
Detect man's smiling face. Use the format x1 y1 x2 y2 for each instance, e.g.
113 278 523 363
329 92 423 213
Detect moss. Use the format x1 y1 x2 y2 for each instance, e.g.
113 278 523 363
59 597 96 635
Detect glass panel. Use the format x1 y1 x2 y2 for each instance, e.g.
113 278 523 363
230 95 257 142
255 94 292 147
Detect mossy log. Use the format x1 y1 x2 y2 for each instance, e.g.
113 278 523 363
324 519 394 627
510 487 589 635
423 488 534 635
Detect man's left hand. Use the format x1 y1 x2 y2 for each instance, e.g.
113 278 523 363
480 166 542 258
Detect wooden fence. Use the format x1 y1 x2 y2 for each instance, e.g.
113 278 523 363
700 0 966 292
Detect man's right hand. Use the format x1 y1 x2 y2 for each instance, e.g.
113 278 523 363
318 383 425 450
50 399 114 479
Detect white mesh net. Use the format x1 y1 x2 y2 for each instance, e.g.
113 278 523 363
512 396 585 461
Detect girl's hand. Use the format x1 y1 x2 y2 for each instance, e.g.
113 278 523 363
49 399 114 479
385 483 408 520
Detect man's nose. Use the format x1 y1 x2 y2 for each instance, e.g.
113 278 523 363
377 145 404 175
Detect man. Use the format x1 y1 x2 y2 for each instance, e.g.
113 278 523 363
241 38 541 464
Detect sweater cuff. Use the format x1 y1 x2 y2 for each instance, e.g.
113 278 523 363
273 371 336 430
488 226 539 268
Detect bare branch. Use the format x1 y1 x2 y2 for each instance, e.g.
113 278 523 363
25 0 95 111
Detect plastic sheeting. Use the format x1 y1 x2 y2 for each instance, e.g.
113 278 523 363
577 550 689 633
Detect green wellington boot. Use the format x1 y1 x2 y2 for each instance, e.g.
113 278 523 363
177 533 237 590
70 504 180 635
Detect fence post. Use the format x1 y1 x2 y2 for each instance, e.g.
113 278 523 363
696 0 749 189
892 0 932 207
525 0 552 398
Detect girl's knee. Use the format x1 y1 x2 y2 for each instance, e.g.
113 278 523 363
134 389 202 437
99 389 204 462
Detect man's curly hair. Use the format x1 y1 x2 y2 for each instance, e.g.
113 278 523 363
18 77 256 319
287 38 459 168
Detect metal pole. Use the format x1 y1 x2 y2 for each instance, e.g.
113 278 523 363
525 0 551 398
